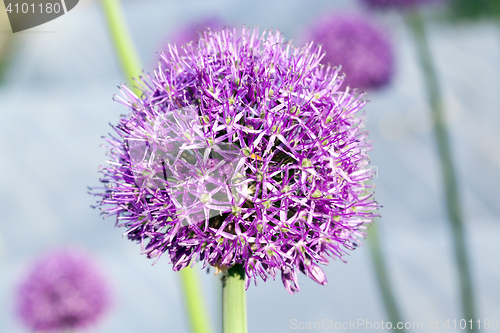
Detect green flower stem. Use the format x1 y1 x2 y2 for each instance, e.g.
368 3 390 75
406 11 477 332
100 2 213 332
367 222 405 331
222 264 248 333
180 268 214 333
0 16 14 84
101 0 142 95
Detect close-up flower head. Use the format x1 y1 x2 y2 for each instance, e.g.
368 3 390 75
2 0 498 332
16 249 111 332
96 27 378 294
303 13 394 90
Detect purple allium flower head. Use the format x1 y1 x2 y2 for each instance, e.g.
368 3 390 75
156 17 226 66
95 27 378 293
359 0 445 10
16 249 111 332
303 13 394 90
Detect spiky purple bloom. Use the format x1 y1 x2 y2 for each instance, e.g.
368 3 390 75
156 17 226 65
359 0 445 10
303 13 393 90
95 27 378 293
16 249 111 332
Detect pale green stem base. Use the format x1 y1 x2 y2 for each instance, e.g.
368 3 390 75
222 264 248 333
180 268 214 333
406 11 477 332
367 222 405 331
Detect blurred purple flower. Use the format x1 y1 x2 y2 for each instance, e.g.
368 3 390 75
360 0 445 10
95 27 378 293
170 16 225 47
16 249 111 332
303 13 394 90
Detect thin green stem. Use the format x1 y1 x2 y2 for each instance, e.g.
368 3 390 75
180 268 214 333
367 222 405 331
101 0 142 95
100 2 213 332
222 264 247 333
406 11 477 332
0 16 14 85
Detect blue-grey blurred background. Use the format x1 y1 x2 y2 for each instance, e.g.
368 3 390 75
0 0 499 332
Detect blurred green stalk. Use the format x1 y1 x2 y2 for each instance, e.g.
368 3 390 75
406 11 477 332
100 1 213 332
180 268 214 333
367 223 405 331
0 13 14 84
0 34 13 85
101 0 142 95
222 264 247 333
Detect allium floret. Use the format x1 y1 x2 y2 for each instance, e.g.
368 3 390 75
95 27 378 293
303 13 394 90
16 249 111 332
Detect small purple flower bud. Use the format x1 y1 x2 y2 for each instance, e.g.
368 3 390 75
303 13 394 90
94 27 378 294
300 260 328 285
281 268 300 294
15 249 111 332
